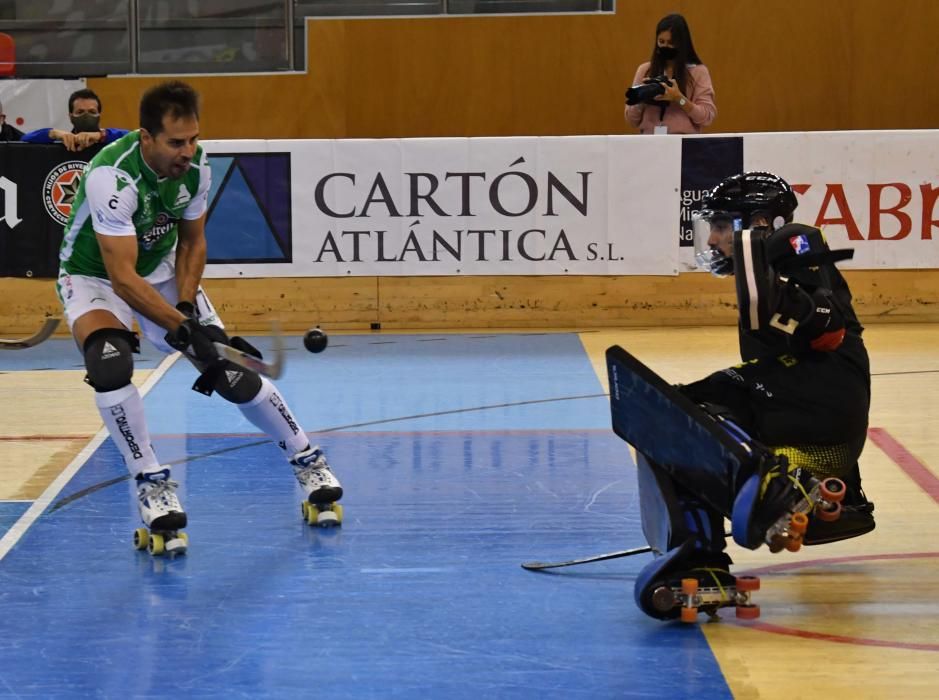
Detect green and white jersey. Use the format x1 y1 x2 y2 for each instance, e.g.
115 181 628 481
59 130 210 280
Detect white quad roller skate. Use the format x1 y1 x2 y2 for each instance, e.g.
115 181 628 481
291 445 343 528
133 468 188 556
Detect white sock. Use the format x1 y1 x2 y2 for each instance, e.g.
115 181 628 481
94 384 161 476
237 377 310 457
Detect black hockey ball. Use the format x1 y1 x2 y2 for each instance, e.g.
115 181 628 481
303 327 328 353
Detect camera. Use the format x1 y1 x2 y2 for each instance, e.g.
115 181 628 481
625 75 672 106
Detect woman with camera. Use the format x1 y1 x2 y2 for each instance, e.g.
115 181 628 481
625 14 716 135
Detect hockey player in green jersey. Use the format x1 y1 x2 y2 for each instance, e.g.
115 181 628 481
57 81 341 555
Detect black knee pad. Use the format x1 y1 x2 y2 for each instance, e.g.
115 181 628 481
212 360 262 404
83 328 139 392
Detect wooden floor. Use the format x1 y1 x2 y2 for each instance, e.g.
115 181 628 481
582 324 939 698
1 323 937 698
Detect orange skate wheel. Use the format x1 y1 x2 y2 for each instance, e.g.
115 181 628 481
680 606 698 623
820 478 846 503
735 576 760 592
736 604 760 620
785 535 803 552
789 511 809 534
816 501 842 522
681 578 699 596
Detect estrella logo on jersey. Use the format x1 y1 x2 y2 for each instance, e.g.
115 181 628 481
789 234 811 255
42 161 88 226
140 211 177 250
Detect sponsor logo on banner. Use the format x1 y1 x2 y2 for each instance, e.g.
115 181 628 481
679 137 744 248
790 181 939 242
0 175 21 229
42 161 87 226
308 158 614 269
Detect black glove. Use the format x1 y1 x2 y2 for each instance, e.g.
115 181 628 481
176 300 197 320
165 317 230 364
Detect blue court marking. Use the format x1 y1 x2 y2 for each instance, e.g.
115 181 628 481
144 333 611 435
0 337 166 371
0 333 732 699
0 502 30 539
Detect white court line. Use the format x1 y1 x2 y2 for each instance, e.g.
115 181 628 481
0 352 182 562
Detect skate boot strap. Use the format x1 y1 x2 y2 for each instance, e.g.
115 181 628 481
689 567 735 597
136 467 174 485
759 465 815 507
291 445 328 469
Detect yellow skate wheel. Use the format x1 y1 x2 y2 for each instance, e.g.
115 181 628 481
300 501 310 521
306 504 319 526
133 528 150 550
149 533 166 556
178 532 189 546
332 503 344 524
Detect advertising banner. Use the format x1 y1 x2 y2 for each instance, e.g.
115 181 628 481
745 131 939 269
0 143 97 277
202 136 682 278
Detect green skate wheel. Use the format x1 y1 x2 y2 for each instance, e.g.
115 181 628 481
133 528 150 550
149 533 165 556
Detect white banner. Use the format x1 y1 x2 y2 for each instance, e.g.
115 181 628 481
202 131 939 278
0 78 86 134
202 136 681 277
745 131 939 269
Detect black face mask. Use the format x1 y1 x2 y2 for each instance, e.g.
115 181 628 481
656 45 678 61
71 113 100 133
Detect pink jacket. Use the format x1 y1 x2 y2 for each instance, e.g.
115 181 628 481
625 63 717 134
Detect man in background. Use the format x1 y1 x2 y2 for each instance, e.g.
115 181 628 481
21 87 127 151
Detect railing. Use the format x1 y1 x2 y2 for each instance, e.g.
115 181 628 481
0 0 612 76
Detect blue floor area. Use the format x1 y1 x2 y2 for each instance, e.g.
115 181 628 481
0 333 732 699
0 502 29 539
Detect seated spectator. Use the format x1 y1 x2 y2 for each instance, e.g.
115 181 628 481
0 99 23 141
21 88 129 151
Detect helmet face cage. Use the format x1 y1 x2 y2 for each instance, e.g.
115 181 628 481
692 210 741 276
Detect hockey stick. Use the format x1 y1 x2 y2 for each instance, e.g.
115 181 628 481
521 531 732 571
521 545 654 570
0 318 61 350
213 322 285 379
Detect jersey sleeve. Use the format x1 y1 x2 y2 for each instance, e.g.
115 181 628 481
84 166 139 236
181 151 211 220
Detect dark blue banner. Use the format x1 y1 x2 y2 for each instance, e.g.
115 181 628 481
679 137 744 247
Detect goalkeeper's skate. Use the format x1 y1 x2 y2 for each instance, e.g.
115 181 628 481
635 541 760 623
732 458 845 552
133 468 188 556
291 445 343 528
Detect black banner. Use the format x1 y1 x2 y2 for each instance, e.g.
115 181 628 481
679 137 744 247
0 142 103 278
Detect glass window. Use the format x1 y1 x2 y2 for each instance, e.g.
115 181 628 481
0 0 131 77
138 1 289 74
